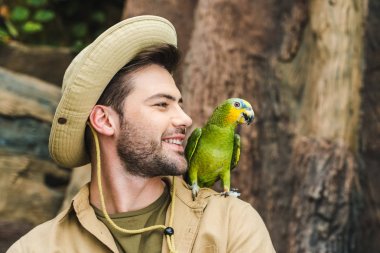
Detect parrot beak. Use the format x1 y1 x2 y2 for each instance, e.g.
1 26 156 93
242 111 254 125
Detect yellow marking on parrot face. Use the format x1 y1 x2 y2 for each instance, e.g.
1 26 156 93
226 108 245 124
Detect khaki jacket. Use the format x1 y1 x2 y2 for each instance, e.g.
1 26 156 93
7 177 276 253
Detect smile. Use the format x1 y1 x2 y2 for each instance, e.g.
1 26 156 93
162 135 186 153
163 139 183 145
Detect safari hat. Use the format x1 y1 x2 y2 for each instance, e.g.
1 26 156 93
49 15 177 168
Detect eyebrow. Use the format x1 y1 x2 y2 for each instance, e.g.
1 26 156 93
145 93 183 103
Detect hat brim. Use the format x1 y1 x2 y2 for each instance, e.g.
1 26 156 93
49 15 177 168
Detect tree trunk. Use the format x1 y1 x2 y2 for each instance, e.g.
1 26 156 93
182 0 297 251
182 0 369 252
277 0 367 252
359 0 380 251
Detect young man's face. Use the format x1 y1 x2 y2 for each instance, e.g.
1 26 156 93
115 64 193 177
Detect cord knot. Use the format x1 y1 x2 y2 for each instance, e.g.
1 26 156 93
164 227 175 236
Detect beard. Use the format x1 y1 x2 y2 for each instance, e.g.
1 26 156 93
116 118 188 178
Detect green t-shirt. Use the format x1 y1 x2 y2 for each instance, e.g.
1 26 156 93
94 186 170 253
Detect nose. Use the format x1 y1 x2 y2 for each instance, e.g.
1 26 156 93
173 107 193 128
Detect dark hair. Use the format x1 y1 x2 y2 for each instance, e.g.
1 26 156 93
97 43 180 115
84 43 180 156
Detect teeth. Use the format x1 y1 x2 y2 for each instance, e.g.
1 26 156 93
163 139 183 145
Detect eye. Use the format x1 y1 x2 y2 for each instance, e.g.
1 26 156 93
233 101 241 108
154 102 169 108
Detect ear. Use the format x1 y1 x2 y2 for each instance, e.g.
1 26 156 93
88 105 119 136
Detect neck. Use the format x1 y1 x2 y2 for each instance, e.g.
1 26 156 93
207 116 238 128
89 157 165 214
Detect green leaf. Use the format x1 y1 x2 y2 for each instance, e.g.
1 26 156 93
4 20 19 37
91 11 106 23
26 0 48 7
34 9 55 22
71 23 87 38
22 21 43 33
10 6 30 22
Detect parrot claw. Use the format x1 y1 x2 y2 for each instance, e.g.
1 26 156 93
220 189 241 198
227 191 241 198
190 183 200 201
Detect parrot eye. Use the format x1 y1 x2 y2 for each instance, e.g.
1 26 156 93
233 102 241 108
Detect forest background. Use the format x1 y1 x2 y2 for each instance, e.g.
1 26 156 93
0 0 379 252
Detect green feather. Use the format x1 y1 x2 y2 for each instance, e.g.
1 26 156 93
231 134 241 170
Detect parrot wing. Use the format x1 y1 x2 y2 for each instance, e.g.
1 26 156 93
185 127 202 163
230 133 241 170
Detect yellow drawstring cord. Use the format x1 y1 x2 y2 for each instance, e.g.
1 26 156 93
89 124 178 253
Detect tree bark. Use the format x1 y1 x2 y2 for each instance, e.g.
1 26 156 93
277 0 368 252
359 0 380 251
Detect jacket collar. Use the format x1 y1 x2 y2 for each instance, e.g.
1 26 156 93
61 184 119 253
60 176 214 253
161 176 215 253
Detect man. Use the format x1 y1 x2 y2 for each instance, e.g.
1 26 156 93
8 15 275 253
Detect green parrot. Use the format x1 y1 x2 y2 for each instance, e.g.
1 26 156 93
185 98 254 200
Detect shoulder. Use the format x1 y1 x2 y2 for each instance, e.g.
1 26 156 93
204 193 263 225
166 177 276 252
174 176 255 215
199 193 276 252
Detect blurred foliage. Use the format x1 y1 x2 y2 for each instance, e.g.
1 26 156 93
0 0 123 51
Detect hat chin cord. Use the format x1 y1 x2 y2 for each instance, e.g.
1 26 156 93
89 124 178 253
